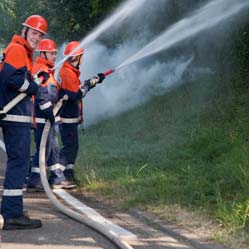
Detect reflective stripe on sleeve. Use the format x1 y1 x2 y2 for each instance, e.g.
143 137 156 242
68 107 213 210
35 118 46 124
18 79 30 92
35 116 60 124
60 117 80 124
2 114 32 123
3 189 23 196
40 101 52 110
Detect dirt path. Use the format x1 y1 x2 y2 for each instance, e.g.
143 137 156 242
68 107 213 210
0 130 226 249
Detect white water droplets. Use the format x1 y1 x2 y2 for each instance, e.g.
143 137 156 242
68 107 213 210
116 0 249 70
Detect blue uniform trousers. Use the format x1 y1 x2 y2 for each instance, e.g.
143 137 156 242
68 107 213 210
28 125 65 186
1 126 30 219
59 123 78 179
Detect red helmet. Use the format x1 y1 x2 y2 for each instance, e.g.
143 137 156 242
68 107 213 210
36 39 57 52
64 41 84 57
22 15 48 34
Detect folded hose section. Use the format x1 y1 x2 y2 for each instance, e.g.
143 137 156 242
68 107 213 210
39 95 134 249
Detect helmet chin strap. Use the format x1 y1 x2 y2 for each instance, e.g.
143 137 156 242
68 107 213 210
42 51 48 61
75 55 82 69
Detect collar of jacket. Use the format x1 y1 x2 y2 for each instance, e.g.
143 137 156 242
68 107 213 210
10 35 34 60
63 61 80 77
35 56 54 69
33 57 57 88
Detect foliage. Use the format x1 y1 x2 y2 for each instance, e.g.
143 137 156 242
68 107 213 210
0 0 16 46
75 71 249 244
1 0 248 64
0 0 121 46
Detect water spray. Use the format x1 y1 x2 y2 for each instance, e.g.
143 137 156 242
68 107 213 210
100 0 249 80
1 0 248 117
115 0 249 70
0 0 145 119
53 0 146 71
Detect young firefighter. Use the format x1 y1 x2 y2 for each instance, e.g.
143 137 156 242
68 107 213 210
26 39 76 192
58 41 105 183
0 15 48 230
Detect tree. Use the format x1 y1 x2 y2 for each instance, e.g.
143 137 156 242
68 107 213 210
0 0 16 46
0 0 122 45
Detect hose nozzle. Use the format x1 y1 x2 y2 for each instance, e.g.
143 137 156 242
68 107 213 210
103 69 115 77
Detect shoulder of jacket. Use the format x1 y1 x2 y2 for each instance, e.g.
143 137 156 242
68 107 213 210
32 63 46 74
5 42 25 54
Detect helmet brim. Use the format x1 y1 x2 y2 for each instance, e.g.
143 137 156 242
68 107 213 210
22 23 47 35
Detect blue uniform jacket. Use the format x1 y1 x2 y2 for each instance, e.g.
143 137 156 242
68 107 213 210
32 57 57 126
0 35 39 127
57 62 84 123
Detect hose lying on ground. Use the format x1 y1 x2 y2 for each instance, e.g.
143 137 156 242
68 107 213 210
39 95 134 249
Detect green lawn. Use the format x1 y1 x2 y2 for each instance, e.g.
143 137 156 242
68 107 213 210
75 73 249 245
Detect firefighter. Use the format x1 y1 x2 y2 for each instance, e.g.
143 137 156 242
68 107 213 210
26 39 76 192
58 41 105 183
0 15 48 230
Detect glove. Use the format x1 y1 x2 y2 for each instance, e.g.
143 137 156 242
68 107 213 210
89 76 99 88
37 71 50 84
79 86 87 97
97 73 105 83
33 71 50 85
89 73 106 88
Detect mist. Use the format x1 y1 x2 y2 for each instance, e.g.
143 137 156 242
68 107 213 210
54 0 247 127
77 0 194 126
80 42 193 126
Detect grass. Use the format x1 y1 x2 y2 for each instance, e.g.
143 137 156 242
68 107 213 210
75 72 249 247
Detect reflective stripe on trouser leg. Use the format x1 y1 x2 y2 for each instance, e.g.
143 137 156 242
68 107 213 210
64 164 75 180
48 164 65 184
47 127 65 184
1 126 30 219
31 167 40 173
59 123 78 167
27 163 40 186
66 164 74 169
27 126 44 186
28 126 65 185
59 123 78 180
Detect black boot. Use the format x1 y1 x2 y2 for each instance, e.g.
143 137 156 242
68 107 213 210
26 184 44 193
3 215 42 230
50 180 76 189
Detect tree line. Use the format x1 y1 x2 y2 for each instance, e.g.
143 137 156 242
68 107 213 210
0 0 121 46
0 0 248 79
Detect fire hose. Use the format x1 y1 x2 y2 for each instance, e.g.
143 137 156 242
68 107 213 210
39 94 134 249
